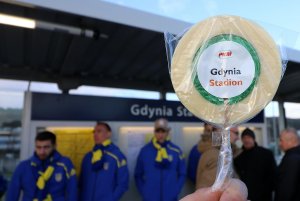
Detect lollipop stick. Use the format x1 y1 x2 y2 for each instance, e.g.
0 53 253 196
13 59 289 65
212 99 233 191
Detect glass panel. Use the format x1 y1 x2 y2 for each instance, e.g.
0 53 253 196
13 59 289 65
0 91 23 184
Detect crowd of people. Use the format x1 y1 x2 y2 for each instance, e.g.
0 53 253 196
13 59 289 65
0 118 299 201
187 124 300 201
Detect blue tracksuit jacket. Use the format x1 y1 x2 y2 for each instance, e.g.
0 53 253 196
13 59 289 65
134 141 186 201
5 150 77 201
79 143 129 201
187 144 201 183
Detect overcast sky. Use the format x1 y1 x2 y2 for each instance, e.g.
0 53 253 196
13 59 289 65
104 0 300 50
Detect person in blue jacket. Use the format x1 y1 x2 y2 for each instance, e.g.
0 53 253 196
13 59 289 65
5 131 77 201
135 118 186 201
79 122 129 201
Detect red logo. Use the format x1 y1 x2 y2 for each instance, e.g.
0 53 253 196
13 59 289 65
218 51 232 58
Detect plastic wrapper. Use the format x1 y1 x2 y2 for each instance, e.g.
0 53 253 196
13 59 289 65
164 15 287 191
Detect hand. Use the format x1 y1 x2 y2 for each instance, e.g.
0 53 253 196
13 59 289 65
180 179 248 201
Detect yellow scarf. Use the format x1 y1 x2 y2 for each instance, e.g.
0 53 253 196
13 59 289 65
34 166 54 201
91 139 112 164
152 137 169 162
33 194 52 201
36 166 54 190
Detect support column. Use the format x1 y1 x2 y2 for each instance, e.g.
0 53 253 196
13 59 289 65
159 91 166 100
278 101 286 132
21 91 32 160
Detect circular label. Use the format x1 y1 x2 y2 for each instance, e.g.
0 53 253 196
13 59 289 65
193 34 260 105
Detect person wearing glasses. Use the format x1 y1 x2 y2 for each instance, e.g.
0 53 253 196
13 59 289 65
134 118 186 201
79 122 129 201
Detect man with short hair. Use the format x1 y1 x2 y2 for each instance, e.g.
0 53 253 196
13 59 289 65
135 118 186 201
6 131 77 201
79 122 129 201
234 128 276 201
275 128 300 201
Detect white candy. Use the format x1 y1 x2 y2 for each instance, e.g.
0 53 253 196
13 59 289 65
171 15 282 125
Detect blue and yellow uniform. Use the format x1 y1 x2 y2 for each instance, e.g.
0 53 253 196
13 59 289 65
79 140 129 201
135 138 186 201
5 150 77 201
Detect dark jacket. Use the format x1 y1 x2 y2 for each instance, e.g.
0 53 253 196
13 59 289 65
275 145 300 201
234 144 277 201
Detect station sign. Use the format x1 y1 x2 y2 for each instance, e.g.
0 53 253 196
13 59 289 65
31 92 264 123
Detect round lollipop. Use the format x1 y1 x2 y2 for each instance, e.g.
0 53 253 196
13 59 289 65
171 15 282 126
170 15 283 190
